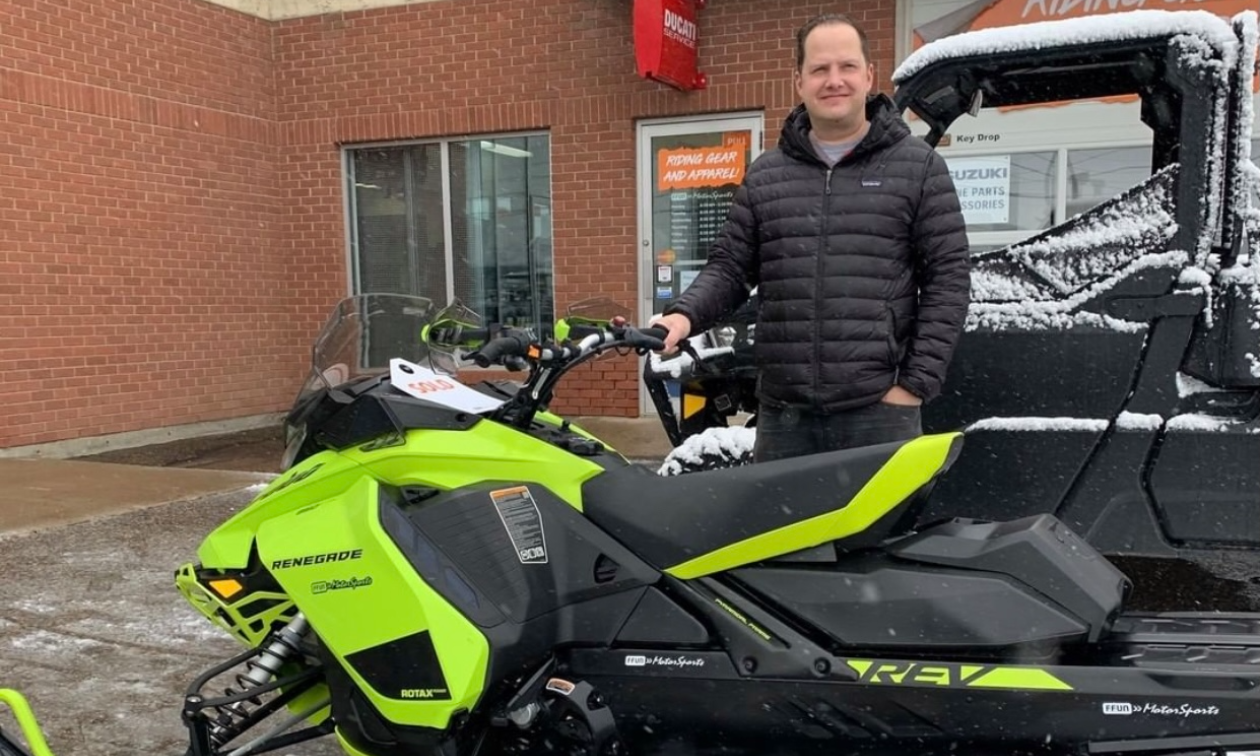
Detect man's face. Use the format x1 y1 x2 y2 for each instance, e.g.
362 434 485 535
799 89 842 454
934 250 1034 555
794 23 874 132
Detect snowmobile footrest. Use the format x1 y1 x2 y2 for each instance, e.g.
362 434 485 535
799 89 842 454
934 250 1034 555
1110 613 1260 644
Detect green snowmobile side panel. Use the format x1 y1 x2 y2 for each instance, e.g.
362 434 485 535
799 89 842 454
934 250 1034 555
197 449 370 569
665 433 961 579
341 423 608 511
255 474 489 730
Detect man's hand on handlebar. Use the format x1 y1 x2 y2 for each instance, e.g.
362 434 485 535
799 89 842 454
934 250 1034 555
648 313 692 355
465 319 682 369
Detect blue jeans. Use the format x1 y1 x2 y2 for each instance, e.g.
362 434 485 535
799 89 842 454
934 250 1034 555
752 401 923 463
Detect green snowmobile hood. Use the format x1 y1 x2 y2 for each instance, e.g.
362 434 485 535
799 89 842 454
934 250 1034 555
198 420 613 569
197 449 371 569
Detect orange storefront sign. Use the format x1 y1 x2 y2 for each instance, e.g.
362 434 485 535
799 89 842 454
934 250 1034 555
657 145 746 191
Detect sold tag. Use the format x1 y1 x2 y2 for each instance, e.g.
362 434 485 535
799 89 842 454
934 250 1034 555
389 359 504 414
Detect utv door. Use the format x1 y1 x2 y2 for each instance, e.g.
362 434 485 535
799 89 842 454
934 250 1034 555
1144 14 1260 555
893 14 1259 559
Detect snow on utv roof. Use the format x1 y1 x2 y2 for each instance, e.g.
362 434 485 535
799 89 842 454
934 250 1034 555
894 9 1238 82
891 9 1242 146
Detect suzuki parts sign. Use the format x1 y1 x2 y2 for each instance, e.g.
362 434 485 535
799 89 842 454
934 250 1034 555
634 0 706 91
947 154 1011 225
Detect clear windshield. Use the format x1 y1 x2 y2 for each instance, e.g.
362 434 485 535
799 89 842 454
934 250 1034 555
296 294 441 402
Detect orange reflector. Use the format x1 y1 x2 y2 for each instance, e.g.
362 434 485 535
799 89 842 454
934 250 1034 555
682 393 706 419
208 579 244 599
528 345 541 359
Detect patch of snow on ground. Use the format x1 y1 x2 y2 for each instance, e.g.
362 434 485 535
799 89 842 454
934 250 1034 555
8 599 57 614
7 630 105 654
65 612 230 645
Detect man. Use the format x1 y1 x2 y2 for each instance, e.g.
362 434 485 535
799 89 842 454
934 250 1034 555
652 13 970 463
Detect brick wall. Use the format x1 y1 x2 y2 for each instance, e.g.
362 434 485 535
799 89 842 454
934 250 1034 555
0 1 285 449
2 0 895 449
274 0 897 418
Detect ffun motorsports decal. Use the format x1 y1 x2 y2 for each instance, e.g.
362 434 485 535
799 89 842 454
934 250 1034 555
624 654 706 670
311 576 374 594
1102 702 1220 718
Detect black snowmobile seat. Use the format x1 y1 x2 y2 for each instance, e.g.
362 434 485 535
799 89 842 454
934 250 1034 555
582 432 963 578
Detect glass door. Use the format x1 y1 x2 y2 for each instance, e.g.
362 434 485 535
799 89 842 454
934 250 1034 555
636 112 763 414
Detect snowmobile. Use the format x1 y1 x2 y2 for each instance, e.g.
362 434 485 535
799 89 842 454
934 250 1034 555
650 9 1260 581
173 289 1260 756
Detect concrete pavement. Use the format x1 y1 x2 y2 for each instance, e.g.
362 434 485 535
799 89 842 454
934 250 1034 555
0 458 275 535
0 489 342 756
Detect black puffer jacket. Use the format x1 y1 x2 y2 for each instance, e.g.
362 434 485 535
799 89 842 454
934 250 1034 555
664 94 971 411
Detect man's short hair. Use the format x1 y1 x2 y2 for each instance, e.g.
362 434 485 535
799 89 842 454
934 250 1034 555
794 13 871 69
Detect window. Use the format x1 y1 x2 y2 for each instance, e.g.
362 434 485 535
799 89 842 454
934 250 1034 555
347 134 554 335
942 151 1058 234
945 144 1158 254
1066 146 1152 220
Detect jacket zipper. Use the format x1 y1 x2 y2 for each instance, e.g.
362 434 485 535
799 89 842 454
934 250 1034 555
814 166 833 405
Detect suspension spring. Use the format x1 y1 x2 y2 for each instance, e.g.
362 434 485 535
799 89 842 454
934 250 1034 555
209 614 310 744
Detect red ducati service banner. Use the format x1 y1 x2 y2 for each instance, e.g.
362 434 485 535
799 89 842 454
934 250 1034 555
634 0 706 91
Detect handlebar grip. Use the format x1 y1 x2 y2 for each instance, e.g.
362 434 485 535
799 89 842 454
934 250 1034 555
471 335 527 367
625 326 668 351
425 325 491 346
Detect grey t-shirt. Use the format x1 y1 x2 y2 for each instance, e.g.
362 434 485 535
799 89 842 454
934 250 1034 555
810 126 866 167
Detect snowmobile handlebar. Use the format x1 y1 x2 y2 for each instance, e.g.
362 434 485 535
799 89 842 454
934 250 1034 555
469 332 533 368
469 323 669 369
474 321 669 430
